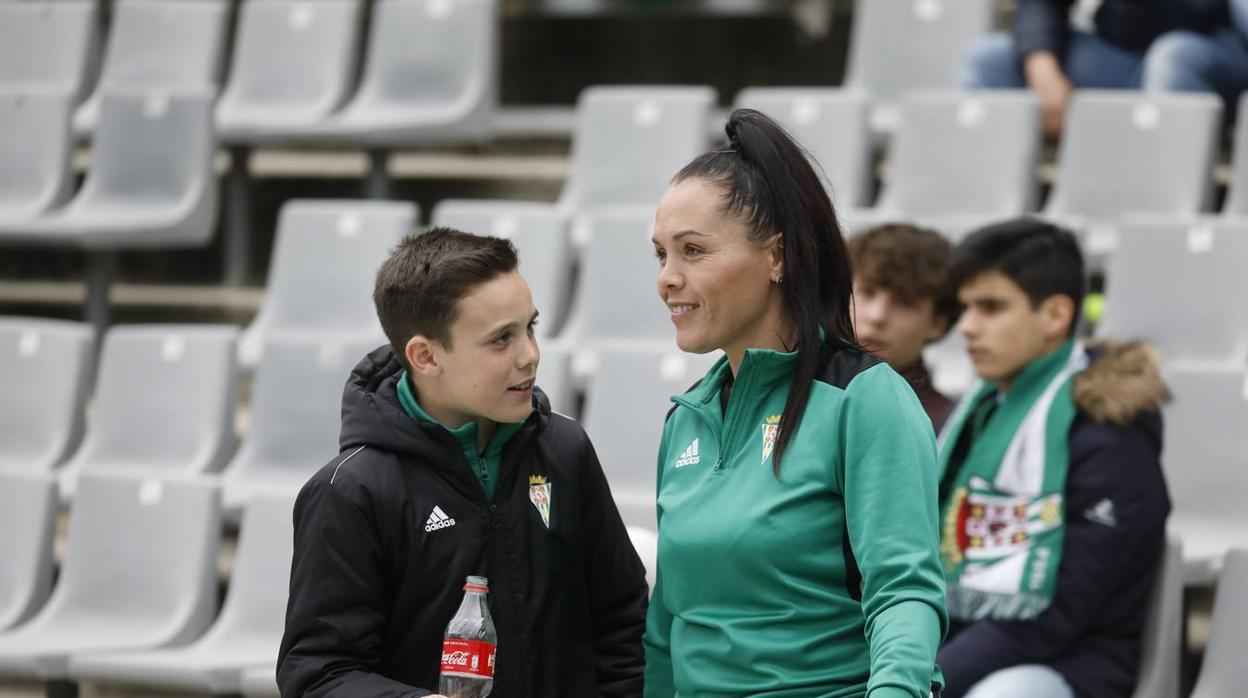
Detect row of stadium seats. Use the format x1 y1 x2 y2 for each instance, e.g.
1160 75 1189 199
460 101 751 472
0 0 997 144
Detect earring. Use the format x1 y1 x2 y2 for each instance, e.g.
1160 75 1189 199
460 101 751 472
772 274 784 285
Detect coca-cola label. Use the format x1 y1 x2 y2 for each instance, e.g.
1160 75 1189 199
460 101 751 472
440 638 496 679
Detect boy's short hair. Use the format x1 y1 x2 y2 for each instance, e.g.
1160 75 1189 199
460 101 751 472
950 217 1085 337
849 223 960 328
373 227 519 360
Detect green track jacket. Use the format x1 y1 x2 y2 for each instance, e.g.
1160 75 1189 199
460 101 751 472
644 344 948 698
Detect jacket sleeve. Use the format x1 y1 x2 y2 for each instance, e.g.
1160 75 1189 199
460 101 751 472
277 471 434 698
1014 0 1074 58
579 437 649 697
935 417 1170 698
841 366 949 698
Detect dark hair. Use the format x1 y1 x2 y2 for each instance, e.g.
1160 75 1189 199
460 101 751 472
373 227 519 365
673 108 857 476
949 218 1085 337
849 222 960 332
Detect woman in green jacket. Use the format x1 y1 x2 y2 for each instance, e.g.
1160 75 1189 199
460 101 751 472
644 109 948 698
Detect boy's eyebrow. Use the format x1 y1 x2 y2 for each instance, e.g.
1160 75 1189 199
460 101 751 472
652 229 706 244
484 310 541 337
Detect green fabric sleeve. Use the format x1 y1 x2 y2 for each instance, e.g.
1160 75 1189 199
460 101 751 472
841 365 949 697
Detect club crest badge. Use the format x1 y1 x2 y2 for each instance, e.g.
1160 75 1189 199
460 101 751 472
529 475 552 528
761 415 781 463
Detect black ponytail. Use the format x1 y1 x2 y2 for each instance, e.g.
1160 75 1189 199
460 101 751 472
673 108 857 477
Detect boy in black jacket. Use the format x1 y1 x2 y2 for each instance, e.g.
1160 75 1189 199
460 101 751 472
277 228 648 697
935 219 1170 698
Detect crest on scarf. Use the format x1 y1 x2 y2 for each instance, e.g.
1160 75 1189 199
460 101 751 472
761 415 781 463
528 475 552 528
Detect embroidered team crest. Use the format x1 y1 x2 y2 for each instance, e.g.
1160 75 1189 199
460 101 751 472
761 415 781 463
528 475 552 528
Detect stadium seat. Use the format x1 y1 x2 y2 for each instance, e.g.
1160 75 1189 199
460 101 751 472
279 0 498 145
240 666 280 698
870 90 1042 236
1043 92 1222 256
558 206 672 352
1188 548 1248 698
239 200 415 367
0 473 56 633
625 525 658 594
58 325 239 502
843 0 995 130
222 338 374 514
0 473 220 682
0 0 99 102
0 317 94 474
69 494 295 694
215 0 364 142
73 0 228 134
1100 219 1248 363
432 200 574 336
0 90 75 224
582 346 719 528
536 344 576 418
1160 364 1248 584
732 88 873 209
1222 92 1248 215
0 89 218 249
560 86 715 212
1130 538 1182 698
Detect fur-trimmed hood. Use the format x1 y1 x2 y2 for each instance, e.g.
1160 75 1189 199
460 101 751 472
1074 340 1170 425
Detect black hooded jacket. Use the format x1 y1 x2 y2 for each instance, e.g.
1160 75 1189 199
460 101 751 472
277 346 648 697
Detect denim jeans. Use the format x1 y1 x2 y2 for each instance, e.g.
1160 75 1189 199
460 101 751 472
1142 27 1248 113
963 665 1075 698
962 31 1145 90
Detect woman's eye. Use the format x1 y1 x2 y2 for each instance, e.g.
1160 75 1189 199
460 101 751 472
493 334 510 346
684 245 701 257
527 320 538 334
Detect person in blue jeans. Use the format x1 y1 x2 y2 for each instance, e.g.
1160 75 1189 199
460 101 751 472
964 0 1243 138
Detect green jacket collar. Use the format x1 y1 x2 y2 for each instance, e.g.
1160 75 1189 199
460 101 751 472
681 345 800 410
396 370 522 457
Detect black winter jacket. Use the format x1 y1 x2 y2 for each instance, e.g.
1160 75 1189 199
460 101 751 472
1015 0 1228 56
277 346 648 697
937 342 1172 698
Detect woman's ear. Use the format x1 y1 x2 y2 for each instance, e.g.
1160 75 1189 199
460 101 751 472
769 233 785 283
406 335 442 378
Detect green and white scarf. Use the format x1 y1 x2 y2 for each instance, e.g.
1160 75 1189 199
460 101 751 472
937 339 1087 621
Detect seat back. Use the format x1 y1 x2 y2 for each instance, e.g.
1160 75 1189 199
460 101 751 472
1130 537 1183 698
0 1 99 101
1190 549 1248 698
563 86 715 210
0 90 75 217
211 494 295 638
0 472 57 631
0 318 94 473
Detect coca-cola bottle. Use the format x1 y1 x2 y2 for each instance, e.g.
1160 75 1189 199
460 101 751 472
439 575 497 698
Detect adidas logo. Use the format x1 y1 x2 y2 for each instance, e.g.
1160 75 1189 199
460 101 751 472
674 438 700 468
1084 498 1118 528
424 505 457 532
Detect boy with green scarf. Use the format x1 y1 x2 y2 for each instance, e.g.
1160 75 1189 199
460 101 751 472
935 219 1170 698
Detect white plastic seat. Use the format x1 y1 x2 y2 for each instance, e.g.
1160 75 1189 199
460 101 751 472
0 1 99 102
0 473 221 681
58 325 239 502
0 473 57 632
431 199 574 335
240 665 280 698
1043 92 1222 256
239 200 416 367
873 91 1042 234
0 90 219 250
69 494 295 694
222 338 374 513
1188 549 1248 698
215 0 364 142
1161 364 1248 584
733 88 873 209
74 0 228 134
582 346 720 528
0 90 75 224
1100 218 1248 363
560 86 715 212
843 0 995 131
278 0 498 145
1130 538 1183 698
0 317 94 474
